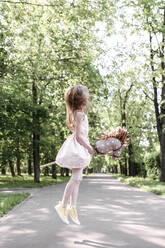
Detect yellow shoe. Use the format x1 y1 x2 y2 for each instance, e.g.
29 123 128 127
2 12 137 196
55 202 69 224
67 207 80 225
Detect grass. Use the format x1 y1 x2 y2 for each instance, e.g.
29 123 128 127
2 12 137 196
0 174 70 189
0 192 30 217
0 173 72 218
111 173 165 197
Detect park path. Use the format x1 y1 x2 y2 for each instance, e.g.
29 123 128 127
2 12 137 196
0 174 165 248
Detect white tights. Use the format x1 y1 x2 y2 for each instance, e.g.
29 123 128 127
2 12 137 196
61 168 83 209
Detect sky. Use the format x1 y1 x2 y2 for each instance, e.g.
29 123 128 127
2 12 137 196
93 3 152 77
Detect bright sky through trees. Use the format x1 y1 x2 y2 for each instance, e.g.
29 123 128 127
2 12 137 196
95 8 149 77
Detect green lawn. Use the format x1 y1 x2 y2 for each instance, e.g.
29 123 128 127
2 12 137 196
0 193 30 217
111 174 165 197
0 174 70 189
0 173 72 218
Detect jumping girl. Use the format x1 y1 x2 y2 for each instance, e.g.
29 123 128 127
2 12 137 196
54 85 94 225
40 86 128 225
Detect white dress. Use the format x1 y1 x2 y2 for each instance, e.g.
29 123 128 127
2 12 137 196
55 113 92 169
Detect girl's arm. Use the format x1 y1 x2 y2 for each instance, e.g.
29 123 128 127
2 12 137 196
75 111 94 155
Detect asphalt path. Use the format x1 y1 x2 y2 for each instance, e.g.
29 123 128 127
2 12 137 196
0 174 165 248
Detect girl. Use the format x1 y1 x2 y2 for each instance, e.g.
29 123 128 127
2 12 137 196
95 126 128 159
53 85 94 225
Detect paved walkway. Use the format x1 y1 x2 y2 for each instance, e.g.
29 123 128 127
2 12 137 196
0 174 165 248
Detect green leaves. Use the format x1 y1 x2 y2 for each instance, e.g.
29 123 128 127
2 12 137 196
0 0 116 177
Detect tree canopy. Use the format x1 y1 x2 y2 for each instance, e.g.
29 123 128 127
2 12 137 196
0 0 164 182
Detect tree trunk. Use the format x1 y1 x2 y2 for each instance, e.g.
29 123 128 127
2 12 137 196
160 131 165 181
16 157 21 176
149 10 165 181
119 85 134 176
65 168 69 177
124 157 127 176
150 33 161 142
128 142 134 176
28 158 32 175
160 9 165 181
59 131 66 177
112 165 118 173
32 81 40 183
115 166 118 173
16 138 21 176
134 162 139 176
33 129 40 182
44 167 49 176
43 154 50 176
52 164 57 179
119 161 124 174
1 166 6 175
1 161 6 174
9 160 15 177
60 167 65 177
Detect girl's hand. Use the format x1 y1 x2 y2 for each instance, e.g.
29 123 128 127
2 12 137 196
88 146 95 155
94 147 105 155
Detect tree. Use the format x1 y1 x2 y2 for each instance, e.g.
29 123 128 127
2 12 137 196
127 0 165 181
0 0 116 182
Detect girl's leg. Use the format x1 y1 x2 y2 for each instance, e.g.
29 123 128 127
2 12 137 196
61 168 83 209
61 178 75 208
56 168 83 224
70 168 83 209
67 168 83 225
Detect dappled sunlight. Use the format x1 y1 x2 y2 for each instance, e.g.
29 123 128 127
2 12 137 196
119 224 165 247
0 225 11 233
82 204 108 211
36 208 50 214
102 185 131 191
12 229 36 234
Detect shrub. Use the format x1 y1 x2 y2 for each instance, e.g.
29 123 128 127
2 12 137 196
144 151 160 179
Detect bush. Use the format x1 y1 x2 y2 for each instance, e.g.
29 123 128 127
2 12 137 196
144 151 160 179
134 162 146 178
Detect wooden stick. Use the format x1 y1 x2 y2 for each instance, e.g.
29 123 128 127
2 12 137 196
40 161 56 169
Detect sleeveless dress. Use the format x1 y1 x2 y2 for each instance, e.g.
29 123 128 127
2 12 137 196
55 113 92 169
95 137 123 160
